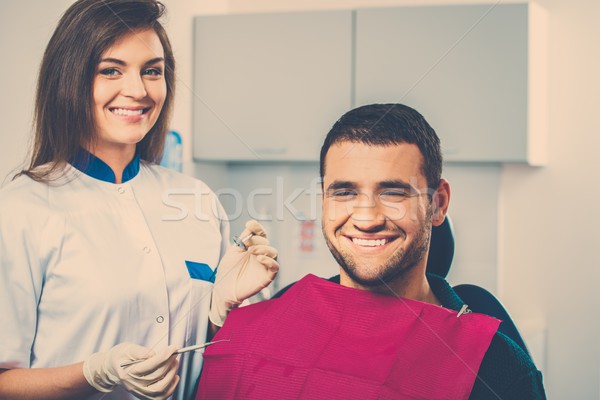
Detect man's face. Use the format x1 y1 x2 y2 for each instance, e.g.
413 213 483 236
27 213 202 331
322 142 436 288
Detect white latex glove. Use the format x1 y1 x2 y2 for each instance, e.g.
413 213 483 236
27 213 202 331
210 220 279 327
83 343 179 400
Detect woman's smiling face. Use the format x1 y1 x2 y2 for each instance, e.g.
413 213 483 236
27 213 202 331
92 28 166 156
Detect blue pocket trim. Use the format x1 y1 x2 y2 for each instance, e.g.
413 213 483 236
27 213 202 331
185 261 216 283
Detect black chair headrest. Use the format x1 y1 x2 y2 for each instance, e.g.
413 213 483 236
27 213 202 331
425 216 455 278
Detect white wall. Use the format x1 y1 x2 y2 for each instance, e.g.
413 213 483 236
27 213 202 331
159 0 229 176
500 1 600 398
1 0 598 398
0 0 73 183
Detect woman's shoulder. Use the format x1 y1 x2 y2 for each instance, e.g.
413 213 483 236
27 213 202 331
0 164 75 212
0 173 47 206
0 174 59 232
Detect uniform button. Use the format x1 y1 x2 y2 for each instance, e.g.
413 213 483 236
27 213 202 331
117 187 125 194
143 246 151 253
156 316 164 323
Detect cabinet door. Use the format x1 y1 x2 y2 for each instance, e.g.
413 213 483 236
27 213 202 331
193 11 352 162
355 4 544 164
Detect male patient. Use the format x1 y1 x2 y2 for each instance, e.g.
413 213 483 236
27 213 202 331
197 104 546 399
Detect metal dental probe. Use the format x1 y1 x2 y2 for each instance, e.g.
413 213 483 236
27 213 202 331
232 232 255 251
120 339 231 368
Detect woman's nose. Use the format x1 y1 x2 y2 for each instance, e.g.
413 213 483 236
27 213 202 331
121 73 147 99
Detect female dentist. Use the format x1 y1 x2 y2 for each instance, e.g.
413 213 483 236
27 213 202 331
0 0 279 399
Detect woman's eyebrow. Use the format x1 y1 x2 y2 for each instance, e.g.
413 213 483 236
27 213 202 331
98 57 164 66
144 57 165 66
99 57 126 66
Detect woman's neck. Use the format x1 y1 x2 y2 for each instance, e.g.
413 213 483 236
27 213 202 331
87 144 136 184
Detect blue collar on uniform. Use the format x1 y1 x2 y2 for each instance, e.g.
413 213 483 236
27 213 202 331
71 148 140 184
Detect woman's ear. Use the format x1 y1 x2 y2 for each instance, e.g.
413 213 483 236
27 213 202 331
431 178 451 227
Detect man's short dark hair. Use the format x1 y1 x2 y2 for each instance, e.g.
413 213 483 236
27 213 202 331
319 103 443 190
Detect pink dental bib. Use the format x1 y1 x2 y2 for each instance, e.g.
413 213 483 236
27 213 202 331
198 274 500 399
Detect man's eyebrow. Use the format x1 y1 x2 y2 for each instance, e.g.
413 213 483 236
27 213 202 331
326 181 356 191
98 57 165 66
378 180 414 189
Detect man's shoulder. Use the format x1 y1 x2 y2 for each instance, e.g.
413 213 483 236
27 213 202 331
472 331 546 399
484 331 537 377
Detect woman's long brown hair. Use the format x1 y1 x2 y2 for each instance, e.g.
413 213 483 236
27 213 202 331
17 0 175 182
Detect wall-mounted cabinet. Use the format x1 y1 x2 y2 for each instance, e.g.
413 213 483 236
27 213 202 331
193 2 547 165
192 11 353 161
355 3 547 164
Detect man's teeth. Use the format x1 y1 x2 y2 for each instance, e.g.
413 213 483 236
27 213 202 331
111 108 144 116
352 238 387 247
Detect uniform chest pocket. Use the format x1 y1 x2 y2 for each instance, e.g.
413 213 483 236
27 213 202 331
185 260 216 283
184 264 213 348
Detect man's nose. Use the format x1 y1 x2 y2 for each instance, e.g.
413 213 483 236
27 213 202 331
350 193 386 231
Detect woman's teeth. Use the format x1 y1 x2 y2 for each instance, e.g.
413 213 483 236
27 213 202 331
352 238 387 247
111 108 145 116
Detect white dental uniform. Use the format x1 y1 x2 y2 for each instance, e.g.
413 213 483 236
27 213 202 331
0 154 229 399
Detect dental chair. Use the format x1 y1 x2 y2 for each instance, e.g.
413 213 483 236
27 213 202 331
272 215 531 357
426 216 531 356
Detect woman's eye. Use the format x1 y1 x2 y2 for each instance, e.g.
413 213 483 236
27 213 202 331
99 68 120 76
142 68 163 76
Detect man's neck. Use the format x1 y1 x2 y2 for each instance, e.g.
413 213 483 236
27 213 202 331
339 268 442 306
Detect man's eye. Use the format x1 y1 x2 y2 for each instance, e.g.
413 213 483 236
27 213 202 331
99 68 120 76
380 190 410 201
331 190 357 198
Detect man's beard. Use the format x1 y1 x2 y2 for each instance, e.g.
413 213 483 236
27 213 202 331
324 210 433 288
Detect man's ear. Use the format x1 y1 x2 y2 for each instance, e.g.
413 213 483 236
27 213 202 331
431 178 451 227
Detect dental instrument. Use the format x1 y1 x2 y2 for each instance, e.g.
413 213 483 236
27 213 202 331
120 339 230 368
